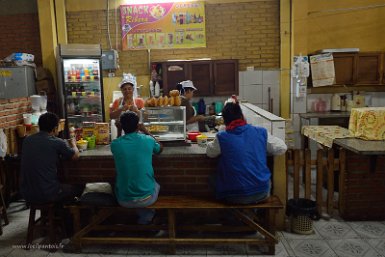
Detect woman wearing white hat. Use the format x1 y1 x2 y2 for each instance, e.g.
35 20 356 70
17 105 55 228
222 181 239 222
110 73 144 120
177 80 206 131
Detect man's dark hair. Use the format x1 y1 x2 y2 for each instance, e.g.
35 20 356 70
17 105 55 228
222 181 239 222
120 111 139 134
38 112 59 132
176 83 194 95
222 102 243 125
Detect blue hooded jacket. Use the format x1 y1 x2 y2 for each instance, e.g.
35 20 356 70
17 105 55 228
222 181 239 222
215 124 270 199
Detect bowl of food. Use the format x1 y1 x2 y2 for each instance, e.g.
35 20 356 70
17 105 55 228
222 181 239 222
196 134 208 147
76 139 88 151
187 131 201 142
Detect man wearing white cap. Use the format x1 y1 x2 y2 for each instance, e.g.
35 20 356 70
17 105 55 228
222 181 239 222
177 80 206 131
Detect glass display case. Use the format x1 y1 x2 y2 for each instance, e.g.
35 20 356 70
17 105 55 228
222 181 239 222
140 106 186 141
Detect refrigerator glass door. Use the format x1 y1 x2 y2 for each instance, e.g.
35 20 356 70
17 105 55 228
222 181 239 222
62 59 103 128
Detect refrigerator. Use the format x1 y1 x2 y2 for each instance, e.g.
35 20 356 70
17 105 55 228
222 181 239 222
57 44 105 135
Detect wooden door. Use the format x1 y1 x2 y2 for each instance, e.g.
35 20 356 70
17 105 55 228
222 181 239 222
189 61 212 96
333 53 357 85
213 60 239 96
161 62 189 95
356 53 381 84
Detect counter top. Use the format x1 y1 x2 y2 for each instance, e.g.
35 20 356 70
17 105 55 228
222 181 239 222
299 111 351 119
79 143 208 158
334 138 385 155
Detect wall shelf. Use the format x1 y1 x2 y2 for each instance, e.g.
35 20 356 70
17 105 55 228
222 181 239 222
307 85 385 94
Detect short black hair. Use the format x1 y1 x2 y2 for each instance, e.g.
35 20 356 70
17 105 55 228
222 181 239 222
222 102 243 125
120 111 139 134
176 83 194 95
38 112 59 132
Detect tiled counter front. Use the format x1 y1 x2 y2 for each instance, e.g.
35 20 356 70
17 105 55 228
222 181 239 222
339 150 385 220
59 145 218 196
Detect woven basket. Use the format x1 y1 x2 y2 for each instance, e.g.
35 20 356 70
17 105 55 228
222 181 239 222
291 215 313 235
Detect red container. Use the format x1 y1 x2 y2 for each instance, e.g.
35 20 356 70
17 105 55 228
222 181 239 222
187 131 201 142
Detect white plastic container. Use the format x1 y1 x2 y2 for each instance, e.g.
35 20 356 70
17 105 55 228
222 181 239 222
155 81 160 97
111 119 118 141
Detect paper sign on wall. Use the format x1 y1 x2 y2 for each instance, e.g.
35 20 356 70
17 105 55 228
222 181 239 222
120 2 206 50
310 53 335 87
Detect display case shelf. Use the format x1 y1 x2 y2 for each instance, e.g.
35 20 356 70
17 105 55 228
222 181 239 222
140 106 186 141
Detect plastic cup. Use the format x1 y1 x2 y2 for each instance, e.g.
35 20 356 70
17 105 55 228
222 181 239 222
23 113 32 125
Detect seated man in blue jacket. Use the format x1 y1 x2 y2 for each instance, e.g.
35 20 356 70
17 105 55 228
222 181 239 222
206 101 287 204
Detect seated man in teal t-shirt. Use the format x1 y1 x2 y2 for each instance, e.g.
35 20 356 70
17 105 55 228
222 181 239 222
111 111 163 224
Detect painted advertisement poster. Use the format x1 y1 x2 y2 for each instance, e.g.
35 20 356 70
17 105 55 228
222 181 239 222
120 2 206 50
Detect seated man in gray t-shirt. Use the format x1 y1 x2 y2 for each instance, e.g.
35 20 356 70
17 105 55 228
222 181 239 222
20 112 83 204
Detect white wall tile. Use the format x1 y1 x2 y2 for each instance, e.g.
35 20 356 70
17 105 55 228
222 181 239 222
243 84 263 104
242 70 263 85
238 84 245 99
262 70 280 85
371 92 385 106
293 94 307 113
238 71 244 86
291 113 301 132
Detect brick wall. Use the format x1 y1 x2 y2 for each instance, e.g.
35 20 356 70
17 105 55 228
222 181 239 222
340 151 385 220
0 98 31 129
0 13 42 66
66 1 279 76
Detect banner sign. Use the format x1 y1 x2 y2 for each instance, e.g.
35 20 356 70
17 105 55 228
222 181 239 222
120 2 206 50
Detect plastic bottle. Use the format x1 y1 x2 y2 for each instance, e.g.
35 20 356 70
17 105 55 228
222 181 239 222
111 119 118 141
155 81 160 97
149 80 154 97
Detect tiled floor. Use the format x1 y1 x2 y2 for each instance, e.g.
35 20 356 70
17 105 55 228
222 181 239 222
1 201 385 257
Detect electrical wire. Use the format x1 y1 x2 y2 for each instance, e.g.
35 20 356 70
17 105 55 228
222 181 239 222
106 0 112 50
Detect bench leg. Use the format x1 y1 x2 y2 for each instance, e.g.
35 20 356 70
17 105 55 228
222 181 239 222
167 209 176 255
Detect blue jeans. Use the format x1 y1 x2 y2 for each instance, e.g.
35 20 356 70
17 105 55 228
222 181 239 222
118 182 160 225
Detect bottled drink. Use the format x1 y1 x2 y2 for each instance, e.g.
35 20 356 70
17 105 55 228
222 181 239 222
155 81 160 97
111 119 118 141
149 80 154 97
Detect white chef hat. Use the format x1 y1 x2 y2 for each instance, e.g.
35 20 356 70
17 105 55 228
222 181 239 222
179 80 197 91
119 73 137 88
119 73 138 99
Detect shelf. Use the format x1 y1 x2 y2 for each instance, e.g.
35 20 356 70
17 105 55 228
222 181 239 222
64 80 100 84
67 114 102 119
307 85 385 94
66 94 101 99
143 121 184 126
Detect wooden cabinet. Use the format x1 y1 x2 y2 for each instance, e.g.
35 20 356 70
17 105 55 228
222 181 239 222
161 62 189 94
333 53 357 85
213 60 239 95
311 52 385 87
356 53 381 84
154 59 238 96
189 61 213 96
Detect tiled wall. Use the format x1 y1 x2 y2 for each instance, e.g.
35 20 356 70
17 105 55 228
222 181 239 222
238 69 280 116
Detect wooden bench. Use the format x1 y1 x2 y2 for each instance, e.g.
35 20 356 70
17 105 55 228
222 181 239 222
66 195 283 255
